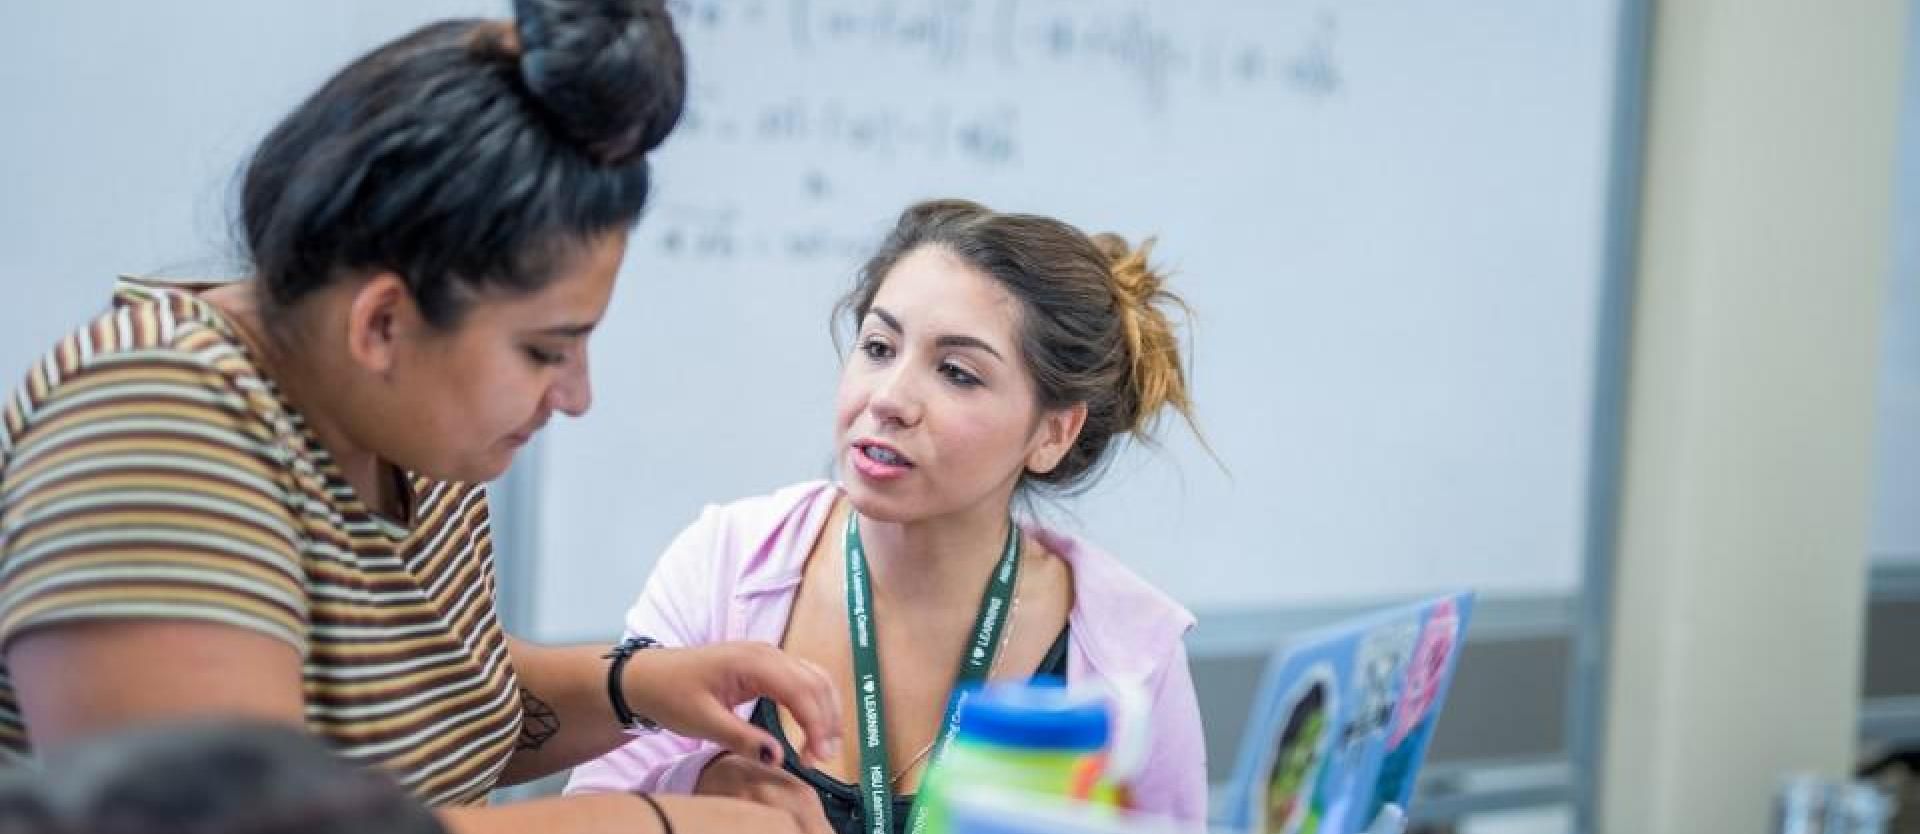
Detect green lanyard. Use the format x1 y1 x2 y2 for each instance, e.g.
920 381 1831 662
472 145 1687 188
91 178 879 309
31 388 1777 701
844 511 1020 834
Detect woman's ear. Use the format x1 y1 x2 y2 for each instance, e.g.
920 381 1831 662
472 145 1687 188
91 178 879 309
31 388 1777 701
1026 402 1089 475
343 273 418 376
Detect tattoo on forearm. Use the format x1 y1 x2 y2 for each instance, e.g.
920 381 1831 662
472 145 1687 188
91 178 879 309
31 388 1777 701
517 688 560 751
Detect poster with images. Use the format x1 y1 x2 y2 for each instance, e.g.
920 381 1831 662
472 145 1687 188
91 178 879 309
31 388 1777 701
1220 593 1474 834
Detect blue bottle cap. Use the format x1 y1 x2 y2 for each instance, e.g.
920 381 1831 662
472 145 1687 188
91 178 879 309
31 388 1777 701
956 682 1109 751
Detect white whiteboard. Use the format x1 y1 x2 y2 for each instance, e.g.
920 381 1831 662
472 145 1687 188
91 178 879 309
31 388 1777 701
530 0 1625 639
1872 0 1920 568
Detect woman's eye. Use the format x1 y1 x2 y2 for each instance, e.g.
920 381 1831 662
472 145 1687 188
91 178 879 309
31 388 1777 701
860 339 893 360
525 346 566 366
940 362 982 387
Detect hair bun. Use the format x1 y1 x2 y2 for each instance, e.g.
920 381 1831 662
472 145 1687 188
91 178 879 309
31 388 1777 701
1092 232 1165 305
1090 232 1193 437
512 0 686 164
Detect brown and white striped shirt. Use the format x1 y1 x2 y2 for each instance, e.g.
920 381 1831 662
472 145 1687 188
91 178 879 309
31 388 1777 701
0 278 522 806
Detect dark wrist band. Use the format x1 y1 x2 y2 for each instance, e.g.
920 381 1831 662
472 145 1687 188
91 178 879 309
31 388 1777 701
603 635 663 732
635 791 675 834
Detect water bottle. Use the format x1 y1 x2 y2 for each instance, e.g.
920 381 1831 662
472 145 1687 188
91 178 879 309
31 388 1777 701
917 683 1112 834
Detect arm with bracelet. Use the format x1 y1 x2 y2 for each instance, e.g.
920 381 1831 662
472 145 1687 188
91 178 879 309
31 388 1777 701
495 636 838 787
564 499 847 796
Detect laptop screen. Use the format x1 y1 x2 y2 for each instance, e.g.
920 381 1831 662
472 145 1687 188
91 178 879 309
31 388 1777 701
1216 593 1475 834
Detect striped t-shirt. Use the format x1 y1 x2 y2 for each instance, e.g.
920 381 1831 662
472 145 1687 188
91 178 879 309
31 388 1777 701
0 279 522 806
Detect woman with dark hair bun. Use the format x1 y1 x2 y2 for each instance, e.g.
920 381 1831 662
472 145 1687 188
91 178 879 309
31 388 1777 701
0 2 840 833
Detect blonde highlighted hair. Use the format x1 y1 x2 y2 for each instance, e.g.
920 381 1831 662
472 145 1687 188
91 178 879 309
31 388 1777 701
836 199 1201 493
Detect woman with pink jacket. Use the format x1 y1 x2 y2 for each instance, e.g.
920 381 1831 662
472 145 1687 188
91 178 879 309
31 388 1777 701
568 199 1209 834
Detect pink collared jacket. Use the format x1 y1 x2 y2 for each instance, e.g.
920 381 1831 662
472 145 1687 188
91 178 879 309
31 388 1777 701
564 481 1208 826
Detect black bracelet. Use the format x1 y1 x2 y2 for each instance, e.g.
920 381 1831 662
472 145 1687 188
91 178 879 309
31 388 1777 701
603 635 663 732
635 792 675 834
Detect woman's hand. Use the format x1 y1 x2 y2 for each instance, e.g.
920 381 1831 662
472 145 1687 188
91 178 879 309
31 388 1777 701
694 752 835 834
622 642 842 767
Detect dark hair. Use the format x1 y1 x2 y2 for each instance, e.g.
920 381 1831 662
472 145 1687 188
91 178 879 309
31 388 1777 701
241 0 685 330
35 721 444 834
837 199 1199 493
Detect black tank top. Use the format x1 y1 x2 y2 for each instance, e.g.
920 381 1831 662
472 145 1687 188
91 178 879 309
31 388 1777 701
748 625 1072 834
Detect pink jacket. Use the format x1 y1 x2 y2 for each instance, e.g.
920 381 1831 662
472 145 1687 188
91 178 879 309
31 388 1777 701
564 481 1208 825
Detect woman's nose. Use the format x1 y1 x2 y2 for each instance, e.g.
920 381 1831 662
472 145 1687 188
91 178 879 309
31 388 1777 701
549 353 593 417
865 366 922 427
